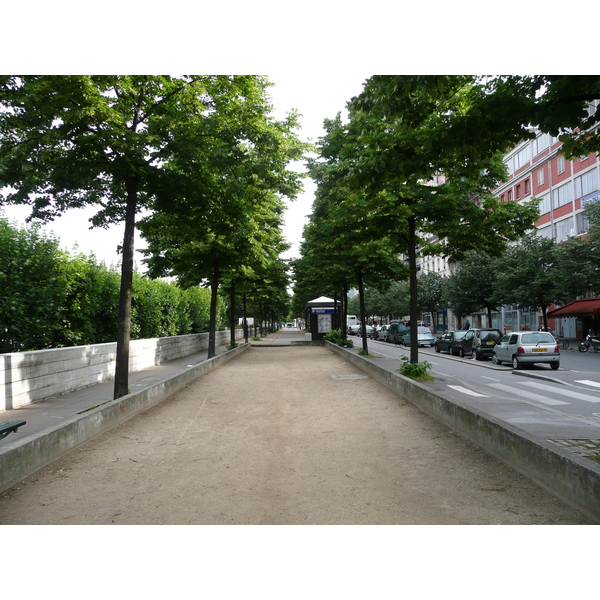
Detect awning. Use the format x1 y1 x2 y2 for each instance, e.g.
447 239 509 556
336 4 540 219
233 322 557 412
547 298 600 318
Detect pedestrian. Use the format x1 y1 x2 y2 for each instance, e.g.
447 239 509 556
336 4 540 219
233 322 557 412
464 319 470 330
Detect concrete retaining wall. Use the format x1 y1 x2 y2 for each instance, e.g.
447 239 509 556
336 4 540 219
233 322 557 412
326 341 600 522
0 343 250 493
0 329 244 411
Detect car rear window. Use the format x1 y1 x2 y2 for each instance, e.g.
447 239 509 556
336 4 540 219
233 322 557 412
453 331 466 340
521 333 555 344
480 330 502 342
417 327 432 334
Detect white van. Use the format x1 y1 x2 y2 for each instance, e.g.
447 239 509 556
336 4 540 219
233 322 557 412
347 315 359 334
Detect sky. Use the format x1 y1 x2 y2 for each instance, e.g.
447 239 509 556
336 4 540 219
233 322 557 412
1 74 370 270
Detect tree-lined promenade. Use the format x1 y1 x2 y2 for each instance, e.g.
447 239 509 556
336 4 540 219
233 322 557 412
0 76 306 398
293 76 600 358
2 75 600 385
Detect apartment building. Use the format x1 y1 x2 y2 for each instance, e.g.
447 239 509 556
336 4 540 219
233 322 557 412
490 108 600 337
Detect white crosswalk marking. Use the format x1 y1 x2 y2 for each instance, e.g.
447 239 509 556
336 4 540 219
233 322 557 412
521 381 600 403
488 383 568 405
575 380 600 389
447 385 489 397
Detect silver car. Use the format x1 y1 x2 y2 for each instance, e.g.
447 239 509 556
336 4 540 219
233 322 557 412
401 326 435 347
492 331 560 370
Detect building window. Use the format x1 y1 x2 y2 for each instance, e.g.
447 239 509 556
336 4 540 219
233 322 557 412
537 225 552 239
576 213 590 235
554 217 574 242
524 179 530 196
516 184 521 199
533 133 550 156
537 169 544 186
508 190 513 201
575 168 599 199
552 183 574 209
557 156 565 174
500 194 505 202
538 192 551 215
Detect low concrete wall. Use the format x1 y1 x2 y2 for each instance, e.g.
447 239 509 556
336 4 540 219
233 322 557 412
326 341 600 522
0 329 244 411
0 343 250 493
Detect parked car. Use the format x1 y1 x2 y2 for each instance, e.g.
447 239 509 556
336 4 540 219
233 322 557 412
460 328 503 360
377 324 390 342
388 322 410 344
435 330 467 355
492 331 560 370
356 325 373 337
401 326 436 347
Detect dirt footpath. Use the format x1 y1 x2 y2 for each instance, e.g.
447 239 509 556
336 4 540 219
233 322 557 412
0 345 594 524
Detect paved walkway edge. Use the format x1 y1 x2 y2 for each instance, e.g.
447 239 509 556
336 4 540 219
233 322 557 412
326 341 600 522
0 343 250 493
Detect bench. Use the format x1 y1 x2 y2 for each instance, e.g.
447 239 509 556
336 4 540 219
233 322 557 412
0 420 27 440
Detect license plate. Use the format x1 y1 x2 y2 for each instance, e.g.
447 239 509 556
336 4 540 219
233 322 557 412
486 341 495 345
533 348 547 352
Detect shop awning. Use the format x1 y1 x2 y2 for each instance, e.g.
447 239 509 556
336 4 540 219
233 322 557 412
547 298 600 318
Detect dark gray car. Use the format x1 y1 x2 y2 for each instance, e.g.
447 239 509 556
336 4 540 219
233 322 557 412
460 328 503 360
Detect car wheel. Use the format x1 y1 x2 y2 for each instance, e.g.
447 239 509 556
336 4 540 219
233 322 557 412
459 347 465 358
550 362 559 370
435 344 440 353
492 354 501 365
512 356 522 370
474 349 481 360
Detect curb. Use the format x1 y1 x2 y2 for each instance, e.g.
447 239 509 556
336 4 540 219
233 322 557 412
326 341 600 522
0 343 250 494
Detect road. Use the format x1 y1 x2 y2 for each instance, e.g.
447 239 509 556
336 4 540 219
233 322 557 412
358 335 600 426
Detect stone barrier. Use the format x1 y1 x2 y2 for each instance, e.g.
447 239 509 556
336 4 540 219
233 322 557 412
0 329 245 411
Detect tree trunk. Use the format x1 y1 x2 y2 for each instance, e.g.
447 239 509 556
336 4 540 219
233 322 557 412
243 292 249 343
229 279 236 347
357 266 368 354
113 175 138 400
408 216 419 364
342 283 348 340
208 260 220 359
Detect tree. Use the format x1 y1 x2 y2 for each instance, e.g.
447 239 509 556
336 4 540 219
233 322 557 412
417 271 446 332
345 76 540 363
445 251 503 326
438 76 600 161
139 78 304 356
494 236 562 330
0 75 264 398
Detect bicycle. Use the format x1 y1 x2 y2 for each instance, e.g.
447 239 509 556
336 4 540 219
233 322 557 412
555 335 569 351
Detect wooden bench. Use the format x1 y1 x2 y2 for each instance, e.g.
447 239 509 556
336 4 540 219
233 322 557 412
0 420 27 440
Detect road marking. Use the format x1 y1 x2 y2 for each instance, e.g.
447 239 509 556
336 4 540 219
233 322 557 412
521 381 600 403
488 383 569 406
575 380 600 389
447 385 489 397
481 375 501 381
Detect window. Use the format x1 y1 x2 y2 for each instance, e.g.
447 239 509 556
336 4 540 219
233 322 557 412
575 169 599 199
514 145 531 170
576 213 590 235
537 192 551 215
554 217 574 242
533 133 550 156
537 225 552 239
552 183 573 209
524 179 530 195
557 156 565 174
516 184 521 199
508 189 513 201
537 169 544 186
500 194 505 202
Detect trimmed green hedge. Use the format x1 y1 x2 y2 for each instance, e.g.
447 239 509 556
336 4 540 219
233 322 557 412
0 216 225 353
